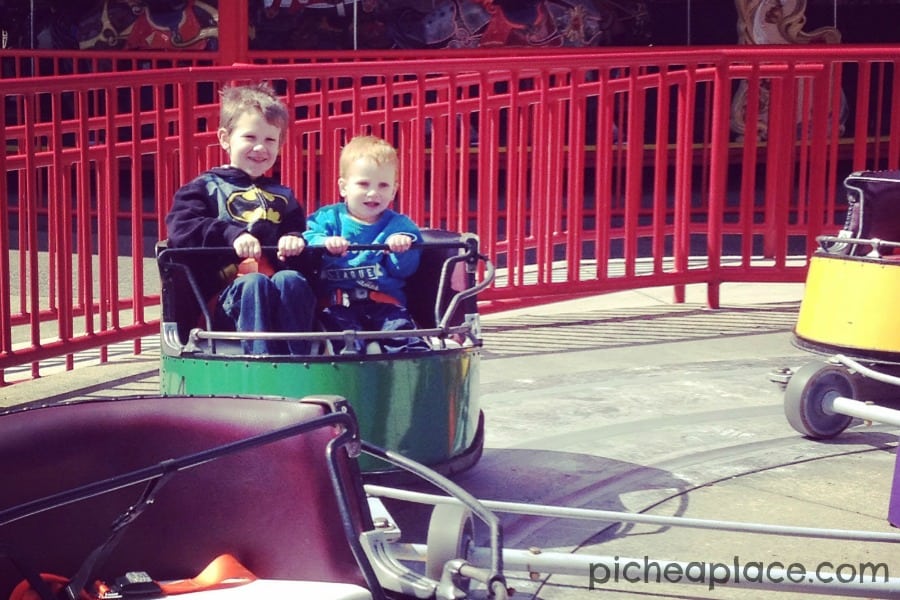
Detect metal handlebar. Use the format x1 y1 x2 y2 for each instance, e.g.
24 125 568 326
157 239 480 261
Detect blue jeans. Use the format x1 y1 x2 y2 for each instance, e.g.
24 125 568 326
214 270 315 355
320 301 430 354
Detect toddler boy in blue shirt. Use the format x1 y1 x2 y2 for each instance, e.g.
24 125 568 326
305 135 429 354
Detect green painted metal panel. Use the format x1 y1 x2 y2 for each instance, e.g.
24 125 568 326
159 349 481 472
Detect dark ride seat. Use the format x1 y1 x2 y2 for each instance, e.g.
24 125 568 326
0 395 374 598
837 169 900 256
405 229 479 330
156 239 209 349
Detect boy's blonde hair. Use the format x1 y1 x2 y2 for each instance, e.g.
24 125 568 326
219 82 289 145
339 135 398 177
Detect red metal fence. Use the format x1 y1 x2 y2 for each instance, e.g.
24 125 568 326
2 46 898 384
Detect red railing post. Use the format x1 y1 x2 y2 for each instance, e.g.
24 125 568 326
705 60 733 310
216 3 249 65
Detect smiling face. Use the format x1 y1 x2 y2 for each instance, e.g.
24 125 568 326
218 109 282 179
338 156 398 224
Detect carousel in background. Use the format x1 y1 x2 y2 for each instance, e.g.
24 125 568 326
0 0 218 50
730 0 848 141
3 1 899 53
1 0 647 52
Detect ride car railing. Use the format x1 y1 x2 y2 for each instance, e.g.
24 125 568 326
3 46 900 383
156 238 494 357
817 234 900 256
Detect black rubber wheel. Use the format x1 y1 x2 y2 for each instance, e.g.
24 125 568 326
784 361 856 439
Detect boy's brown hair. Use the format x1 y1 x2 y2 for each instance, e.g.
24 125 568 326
218 82 289 145
339 135 399 178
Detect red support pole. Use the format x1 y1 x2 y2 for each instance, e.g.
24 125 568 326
216 3 249 65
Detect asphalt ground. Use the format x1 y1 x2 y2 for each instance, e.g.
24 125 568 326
3 282 900 599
